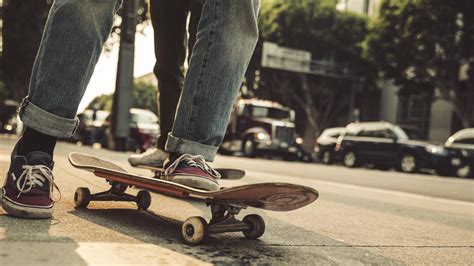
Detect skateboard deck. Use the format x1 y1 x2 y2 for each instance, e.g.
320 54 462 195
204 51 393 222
69 152 318 211
132 164 245 180
69 152 319 244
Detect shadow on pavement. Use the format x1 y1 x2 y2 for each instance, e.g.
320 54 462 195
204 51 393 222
0 214 87 265
69 207 398 264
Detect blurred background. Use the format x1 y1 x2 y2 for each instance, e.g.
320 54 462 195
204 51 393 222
0 0 472 177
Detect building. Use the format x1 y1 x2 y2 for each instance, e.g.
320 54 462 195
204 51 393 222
339 0 470 141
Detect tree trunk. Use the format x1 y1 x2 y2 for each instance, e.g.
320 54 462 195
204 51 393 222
2 0 51 101
294 74 320 151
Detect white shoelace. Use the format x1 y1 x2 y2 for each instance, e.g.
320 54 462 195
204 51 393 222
12 165 61 202
163 154 221 179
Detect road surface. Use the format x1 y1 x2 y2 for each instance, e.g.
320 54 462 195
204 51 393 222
0 136 473 265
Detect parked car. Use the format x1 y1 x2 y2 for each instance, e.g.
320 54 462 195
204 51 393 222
444 128 474 178
220 99 299 160
314 127 345 165
294 136 313 162
334 121 464 175
101 108 160 152
0 100 20 134
73 109 110 145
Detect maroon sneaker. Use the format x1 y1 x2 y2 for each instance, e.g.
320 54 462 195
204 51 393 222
1 143 60 219
161 154 220 191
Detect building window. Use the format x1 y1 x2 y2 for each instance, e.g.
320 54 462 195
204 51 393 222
396 93 432 139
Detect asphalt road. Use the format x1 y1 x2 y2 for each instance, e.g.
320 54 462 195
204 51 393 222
0 135 473 265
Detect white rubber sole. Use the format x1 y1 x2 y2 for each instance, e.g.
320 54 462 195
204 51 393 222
0 192 53 219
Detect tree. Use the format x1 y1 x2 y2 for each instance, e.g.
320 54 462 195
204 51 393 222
132 81 157 114
253 0 375 148
2 0 51 101
87 81 157 114
87 94 114 112
366 0 474 127
1 0 149 101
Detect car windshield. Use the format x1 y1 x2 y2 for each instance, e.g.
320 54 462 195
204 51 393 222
93 111 109 122
132 111 158 124
250 105 291 121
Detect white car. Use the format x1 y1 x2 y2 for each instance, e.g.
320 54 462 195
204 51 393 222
444 128 474 178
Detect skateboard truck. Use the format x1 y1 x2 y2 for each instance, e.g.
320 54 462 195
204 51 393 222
74 181 265 245
69 153 318 245
181 201 265 245
74 181 152 210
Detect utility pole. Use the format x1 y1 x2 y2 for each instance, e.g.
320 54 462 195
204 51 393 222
112 0 138 151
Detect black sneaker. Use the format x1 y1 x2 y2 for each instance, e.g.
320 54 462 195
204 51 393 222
161 154 220 191
1 142 60 219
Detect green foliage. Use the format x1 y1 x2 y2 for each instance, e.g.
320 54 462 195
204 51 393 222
87 81 157 114
2 0 51 100
87 94 114 112
132 81 157 114
366 0 473 126
253 0 376 136
2 0 150 101
260 0 368 64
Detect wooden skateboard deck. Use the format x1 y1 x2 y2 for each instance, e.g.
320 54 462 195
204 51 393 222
132 164 246 180
69 152 319 244
69 153 318 211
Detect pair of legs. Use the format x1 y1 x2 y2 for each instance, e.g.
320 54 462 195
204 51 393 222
129 0 202 167
1 0 259 219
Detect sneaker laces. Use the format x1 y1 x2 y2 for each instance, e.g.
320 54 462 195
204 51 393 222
13 165 61 202
163 154 221 179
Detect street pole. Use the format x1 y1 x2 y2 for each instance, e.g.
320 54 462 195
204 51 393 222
112 0 138 151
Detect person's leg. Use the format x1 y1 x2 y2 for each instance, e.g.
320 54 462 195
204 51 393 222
163 0 260 190
187 0 203 63
1 0 120 219
129 0 201 168
152 0 189 152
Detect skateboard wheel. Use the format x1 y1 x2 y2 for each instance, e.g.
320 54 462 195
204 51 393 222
242 214 265 239
74 187 91 208
182 216 208 245
136 190 151 210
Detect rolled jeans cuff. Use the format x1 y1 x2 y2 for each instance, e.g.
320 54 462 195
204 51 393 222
19 98 79 138
165 133 218 162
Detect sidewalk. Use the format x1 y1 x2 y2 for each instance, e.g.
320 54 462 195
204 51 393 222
0 137 211 265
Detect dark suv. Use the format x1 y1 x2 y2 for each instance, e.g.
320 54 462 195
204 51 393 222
335 122 464 174
444 128 474 178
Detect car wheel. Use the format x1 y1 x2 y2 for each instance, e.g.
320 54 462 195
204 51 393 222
343 151 358 168
399 153 418 173
321 150 333 165
456 164 472 178
242 139 256 158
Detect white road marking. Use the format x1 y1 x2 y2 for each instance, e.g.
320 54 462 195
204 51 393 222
0 242 209 266
246 170 474 207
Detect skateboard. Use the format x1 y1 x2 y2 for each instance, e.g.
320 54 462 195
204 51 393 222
69 152 319 245
132 164 246 180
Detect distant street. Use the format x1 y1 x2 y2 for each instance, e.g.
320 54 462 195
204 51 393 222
1 135 473 265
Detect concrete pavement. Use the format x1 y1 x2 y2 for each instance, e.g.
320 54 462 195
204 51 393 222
0 135 473 265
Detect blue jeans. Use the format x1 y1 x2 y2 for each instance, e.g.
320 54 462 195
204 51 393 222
19 0 260 162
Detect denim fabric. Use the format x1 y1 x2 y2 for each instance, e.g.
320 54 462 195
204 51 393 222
20 0 121 138
19 0 259 161
166 0 260 161
150 0 202 150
